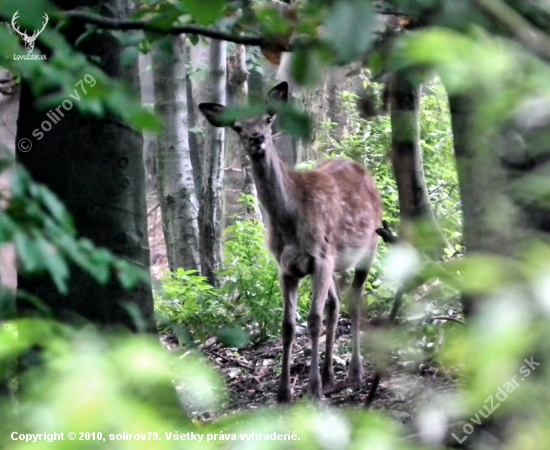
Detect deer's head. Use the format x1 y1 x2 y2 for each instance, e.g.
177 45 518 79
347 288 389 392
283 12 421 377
199 82 288 157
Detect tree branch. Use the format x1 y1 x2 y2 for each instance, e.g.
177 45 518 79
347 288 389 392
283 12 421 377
474 0 550 62
63 11 290 51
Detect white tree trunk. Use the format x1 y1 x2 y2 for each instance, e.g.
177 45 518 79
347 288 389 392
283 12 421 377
199 39 227 285
274 52 298 166
225 44 262 223
152 35 201 272
188 42 210 199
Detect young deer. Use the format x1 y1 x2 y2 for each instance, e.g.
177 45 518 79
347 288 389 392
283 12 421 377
199 82 382 402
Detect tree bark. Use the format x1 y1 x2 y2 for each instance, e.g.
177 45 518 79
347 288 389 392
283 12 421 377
151 35 200 273
188 42 210 199
389 71 448 251
185 45 202 198
274 52 298 167
448 92 550 316
16 0 153 331
225 44 262 223
199 39 227 286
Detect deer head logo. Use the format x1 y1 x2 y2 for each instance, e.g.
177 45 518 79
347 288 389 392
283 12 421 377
11 11 49 54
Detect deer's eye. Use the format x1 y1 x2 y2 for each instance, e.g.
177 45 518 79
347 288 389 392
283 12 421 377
233 125 242 133
266 116 273 124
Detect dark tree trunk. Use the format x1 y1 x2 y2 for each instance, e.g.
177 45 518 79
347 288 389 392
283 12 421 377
152 35 200 272
448 91 550 317
15 0 153 331
389 71 448 251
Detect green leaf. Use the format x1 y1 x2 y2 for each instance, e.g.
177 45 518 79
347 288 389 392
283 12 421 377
36 185 74 232
325 0 376 64
0 214 16 244
14 232 43 273
120 47 140 69
278 107 312 140
189 34 200 46
127 108 163 133
34 233 69 294
291 47 323 85
115 259 149 289
181 0 226 25
216 327 250 347
220 105 267 123
87 247 113 285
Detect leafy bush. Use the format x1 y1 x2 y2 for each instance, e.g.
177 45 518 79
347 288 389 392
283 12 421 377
219 217 282 339
157 201 311 342
156 268 228 342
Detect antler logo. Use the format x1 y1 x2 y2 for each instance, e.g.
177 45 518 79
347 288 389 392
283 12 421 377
11 11 49 54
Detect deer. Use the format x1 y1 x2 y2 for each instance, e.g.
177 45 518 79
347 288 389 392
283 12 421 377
199 82 382 402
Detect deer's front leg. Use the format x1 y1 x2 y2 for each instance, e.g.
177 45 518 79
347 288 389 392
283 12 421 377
277 273 299 403
308 258 334 399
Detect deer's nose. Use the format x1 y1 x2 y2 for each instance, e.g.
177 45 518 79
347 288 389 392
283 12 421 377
249 133 265 146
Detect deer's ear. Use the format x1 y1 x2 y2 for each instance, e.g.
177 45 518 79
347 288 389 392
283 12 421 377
198 103 233 127
267 82 289 104
266 82 289 116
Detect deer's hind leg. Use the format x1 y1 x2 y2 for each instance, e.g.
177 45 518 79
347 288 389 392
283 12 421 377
322 277 340 389
347 267 370 384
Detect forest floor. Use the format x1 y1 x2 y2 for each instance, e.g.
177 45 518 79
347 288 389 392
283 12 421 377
149 196 460 424
195 319 455 422
161 315 460 428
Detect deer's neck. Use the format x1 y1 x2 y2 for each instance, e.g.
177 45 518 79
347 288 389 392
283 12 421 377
250 143 296 231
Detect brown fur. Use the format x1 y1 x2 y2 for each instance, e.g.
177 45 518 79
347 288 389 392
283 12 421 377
199 82 383 402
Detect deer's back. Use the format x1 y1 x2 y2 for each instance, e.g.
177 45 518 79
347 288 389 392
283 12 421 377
267 159 382 275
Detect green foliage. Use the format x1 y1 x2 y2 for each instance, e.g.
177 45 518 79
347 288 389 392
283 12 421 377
0 318 414 450
321 74 461 245
0 23 161 133
418 82 462 242
157 198 311 342
220 217 283 339
0 164 148 317
156 268 225 342
182 0 227 25
325 0 376 64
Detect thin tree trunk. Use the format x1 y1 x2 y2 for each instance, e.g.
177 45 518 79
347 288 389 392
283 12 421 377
188 42 210 197
274 52 298 167
389 71 448 252
152 36 200 272
199 39 227 286
16 0 153 330
226 44 262 222
185 45 202 198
